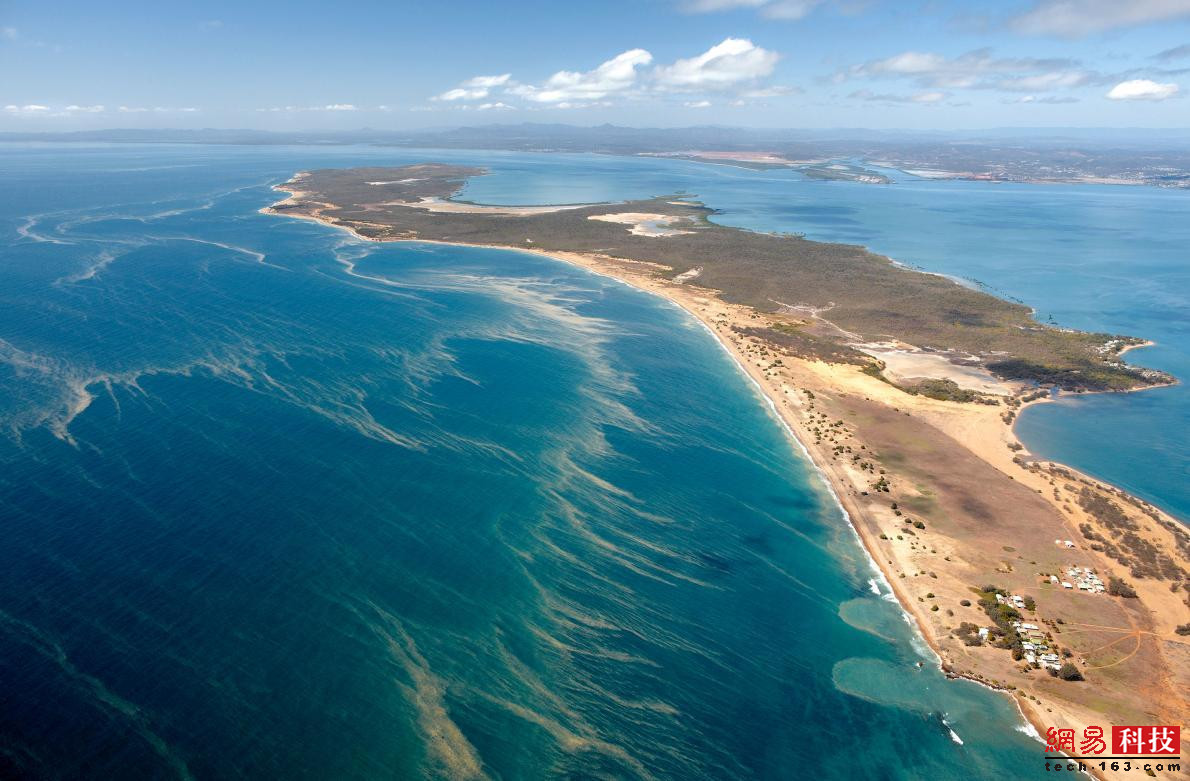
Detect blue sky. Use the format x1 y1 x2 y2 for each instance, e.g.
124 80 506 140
3 0 1189 130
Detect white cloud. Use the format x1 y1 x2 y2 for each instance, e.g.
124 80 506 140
848 89 949 103
429 39 785 108
476 101 514 111
509 48 653 103
996 70 1093 91
1001 94 1080 104
4 104 49 115
740 85 801 98
435 88 487 101
434 73 513 101
681 0 826 20
1106 79 1180 100
121 106 196 113
684 0 766 10
3 104 117 118
763 0 827 19
549 101 613 109
861 51 947 75
839 48 1098 93
2 26 17 40
257 104 358 112
653 38 779 90
911 91 947 103
199 20 223 31
1012 0 1190 38
684 99 713 107
464 74 511 89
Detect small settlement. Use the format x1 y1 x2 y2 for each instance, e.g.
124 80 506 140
1049 565 1106 593
991 592 1064 671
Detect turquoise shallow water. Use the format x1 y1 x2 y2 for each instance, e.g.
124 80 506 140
0 142 1176 779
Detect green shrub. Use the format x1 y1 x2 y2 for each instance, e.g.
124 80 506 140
1057 662 1083 681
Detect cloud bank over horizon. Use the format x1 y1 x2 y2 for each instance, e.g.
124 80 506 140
2 0 1187 130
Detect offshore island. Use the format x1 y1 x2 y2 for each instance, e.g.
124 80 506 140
267 163 1190 770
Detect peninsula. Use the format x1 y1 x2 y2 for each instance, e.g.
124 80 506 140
267 164 1189 774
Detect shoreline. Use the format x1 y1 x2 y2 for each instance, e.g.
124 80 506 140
262 179 1188 775
259 194 1053 736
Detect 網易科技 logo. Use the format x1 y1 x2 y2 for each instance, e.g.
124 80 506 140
1043 725 1180 774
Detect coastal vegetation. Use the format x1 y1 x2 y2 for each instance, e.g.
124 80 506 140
1077 487 1187 581
1107 577 1138 598
986 353 1157 392
737 324 871 366
901 377 999 404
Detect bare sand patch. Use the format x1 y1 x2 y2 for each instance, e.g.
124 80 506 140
588 212 694 237
367 178 426 185
395 197 601 216
858 342 1019 395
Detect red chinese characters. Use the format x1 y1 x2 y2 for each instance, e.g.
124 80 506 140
1080 726 1106 755
1111 726 1180 755
1046 728 1076 753
1045 725 1181 756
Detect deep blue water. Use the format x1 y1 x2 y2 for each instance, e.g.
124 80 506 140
0 142 1171 779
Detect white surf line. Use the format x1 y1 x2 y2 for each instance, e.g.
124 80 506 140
941 713 965 745
54 248 123 286
16 214 74 245
51 235 287 287
160 236 290 272
35 179 274 240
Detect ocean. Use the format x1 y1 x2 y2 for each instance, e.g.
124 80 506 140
0 142 1180 779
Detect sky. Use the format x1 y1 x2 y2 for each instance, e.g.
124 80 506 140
2 0 1190 131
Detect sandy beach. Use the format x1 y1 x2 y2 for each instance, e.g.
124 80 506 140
264 181 1189 779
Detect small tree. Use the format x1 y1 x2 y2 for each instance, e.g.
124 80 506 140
1057 662 1083 681
1108 577 1137 598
